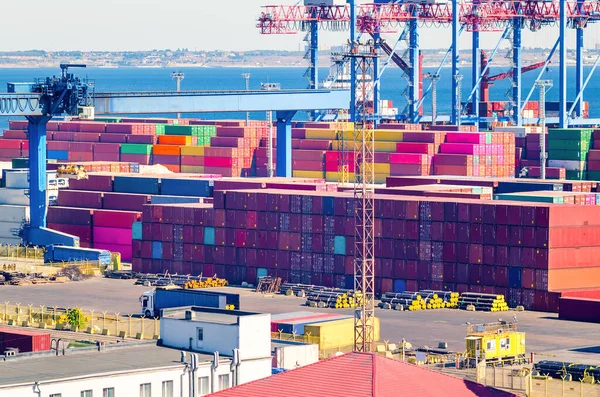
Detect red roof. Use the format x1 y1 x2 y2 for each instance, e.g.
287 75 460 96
210 352 519 397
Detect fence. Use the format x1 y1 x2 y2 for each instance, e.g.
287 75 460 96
530 376 600 397
0 244 44 261
0 302 159 340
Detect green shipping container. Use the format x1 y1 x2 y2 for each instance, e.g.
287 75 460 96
547 139 590 152
94 117 121 123
204 226 215 245
548 149 588 161
120 144 153 155
334 236 346 255
156 124 166 135
132 222 143 240
566 170 586 180
11 158 28 169
494 194 564 204
586 170 600 181
548 128 593 141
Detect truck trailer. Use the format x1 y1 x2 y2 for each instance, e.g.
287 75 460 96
140 287 240 318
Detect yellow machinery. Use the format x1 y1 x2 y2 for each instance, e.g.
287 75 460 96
55 164 88 180
465 321 526 366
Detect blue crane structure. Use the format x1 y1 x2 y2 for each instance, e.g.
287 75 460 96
2 65 349 246
257 0 600 127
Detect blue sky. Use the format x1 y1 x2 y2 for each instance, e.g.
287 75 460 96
2 0 597 52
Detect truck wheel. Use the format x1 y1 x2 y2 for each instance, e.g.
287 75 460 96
144 310 152 318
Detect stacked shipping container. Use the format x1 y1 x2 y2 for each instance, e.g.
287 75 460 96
132 186 600 312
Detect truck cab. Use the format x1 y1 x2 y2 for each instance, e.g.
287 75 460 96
140 290 156 317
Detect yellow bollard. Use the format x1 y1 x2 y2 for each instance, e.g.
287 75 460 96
153 317 159 340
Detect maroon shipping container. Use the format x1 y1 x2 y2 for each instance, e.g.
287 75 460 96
69 175 114 192
559 297 600 323
103 192 150 211
47 207 93 226
0 327 50 353
57 190 103 209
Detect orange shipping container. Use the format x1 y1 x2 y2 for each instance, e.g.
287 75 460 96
548 267 600 290
153 144 181 156
158 135 192 146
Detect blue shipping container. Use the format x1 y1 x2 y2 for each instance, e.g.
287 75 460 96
160 178 213 197
150 195 203 205
496 181 563 194
333 236 346 255
132 222 143 240
114 176 160 195
48 150 69 161
344 275 354 290
257 268 268 280
508 267 522 289
152 241 163 259
323 196 335 216
45 246 111 265
204 227 215 245
393 279 407 293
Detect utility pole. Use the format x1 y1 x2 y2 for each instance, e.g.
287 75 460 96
535 80 552 179
171 71 184 119
425 73 440 125
455 74 463 127
242 73 251 126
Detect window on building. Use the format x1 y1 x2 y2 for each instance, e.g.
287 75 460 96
103 387 115 397
162 380 173 397
140 383 152 397
197 327 204 341
81 391 93 397
198 376 210 396
218 374 230 391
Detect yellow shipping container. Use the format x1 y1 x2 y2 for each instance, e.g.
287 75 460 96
325 171 356 182
304 317 380 350
374 141 399 152
360 163 390 174
338 130 403 142
292 170 325 179
305 129 337 140
181 146 205 156
181 165 205 173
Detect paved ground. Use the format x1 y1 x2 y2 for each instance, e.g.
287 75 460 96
3 277 600 363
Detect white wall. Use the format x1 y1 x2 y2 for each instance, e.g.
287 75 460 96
275 344 319 370
161 318 239 355
0 362 237 397
238 314 271 361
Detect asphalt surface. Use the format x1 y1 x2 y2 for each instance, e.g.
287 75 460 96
2 278 600 363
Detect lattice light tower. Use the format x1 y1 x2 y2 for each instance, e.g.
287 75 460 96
344 40 376 353
171 71 185 119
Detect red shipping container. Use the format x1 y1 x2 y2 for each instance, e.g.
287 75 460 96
0 328 50 353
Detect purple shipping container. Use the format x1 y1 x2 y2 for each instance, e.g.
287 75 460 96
103 192 150 211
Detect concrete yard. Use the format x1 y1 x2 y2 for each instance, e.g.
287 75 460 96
2 277 600 363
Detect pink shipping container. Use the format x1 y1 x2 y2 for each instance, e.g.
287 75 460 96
93 227 133 244
94 210 140 228
0 328 50 353
94 243 133 262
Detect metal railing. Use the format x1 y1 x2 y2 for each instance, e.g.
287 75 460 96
0 302 159 340
271 331 354 359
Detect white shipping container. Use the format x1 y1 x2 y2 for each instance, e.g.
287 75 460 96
0 188 58 206
493 126 528 138
548 160 587 171
0 205 29 223
0 237 22 245
0 221 22 239
4 170 58 189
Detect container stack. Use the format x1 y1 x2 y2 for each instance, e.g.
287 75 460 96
131 184 600 312
547 128 593 181
0 205 29 245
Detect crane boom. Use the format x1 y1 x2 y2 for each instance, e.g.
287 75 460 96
487 61 548 82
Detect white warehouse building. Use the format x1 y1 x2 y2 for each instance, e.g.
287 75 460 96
0 307 273 397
